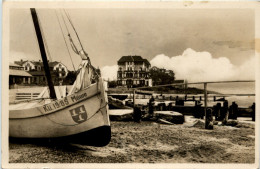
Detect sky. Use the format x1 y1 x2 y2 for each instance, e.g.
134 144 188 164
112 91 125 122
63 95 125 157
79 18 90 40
10 8 255 82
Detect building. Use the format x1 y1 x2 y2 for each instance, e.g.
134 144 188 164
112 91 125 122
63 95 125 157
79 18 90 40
117 55 152 88
9 63 32 88
13 60 68 86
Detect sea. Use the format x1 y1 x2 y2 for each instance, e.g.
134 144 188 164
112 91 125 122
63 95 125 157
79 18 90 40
189 82 255 108
133 82 255 108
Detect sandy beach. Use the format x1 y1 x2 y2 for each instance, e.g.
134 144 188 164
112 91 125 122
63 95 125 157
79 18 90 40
9 116 255 163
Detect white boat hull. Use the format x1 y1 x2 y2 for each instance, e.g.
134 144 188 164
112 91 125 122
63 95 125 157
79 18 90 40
9 78 111 146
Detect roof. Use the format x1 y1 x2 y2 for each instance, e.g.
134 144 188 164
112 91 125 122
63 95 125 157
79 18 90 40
143 59 150 65
31 61 43 66
28 71 46 76
28 70 60 76
118 55 150 65
9 69 32 77
14 61 27 66
14 60 60 67
9 63 23 68
48 61 60 67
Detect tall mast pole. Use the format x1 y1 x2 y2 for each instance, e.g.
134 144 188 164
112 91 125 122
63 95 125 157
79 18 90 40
30 8 57 99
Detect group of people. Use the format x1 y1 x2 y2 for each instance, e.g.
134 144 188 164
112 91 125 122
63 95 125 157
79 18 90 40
194 100 239 121
134 95 256 123
133 96 155 122
213 101 238 121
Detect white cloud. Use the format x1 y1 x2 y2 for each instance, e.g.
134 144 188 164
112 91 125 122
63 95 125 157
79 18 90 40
9 51 37 64
100 65 118 81
99 48 255 82
150 48 255 82
234 55 255 80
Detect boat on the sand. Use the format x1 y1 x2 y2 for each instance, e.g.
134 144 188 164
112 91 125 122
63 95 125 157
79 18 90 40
9 9 111 146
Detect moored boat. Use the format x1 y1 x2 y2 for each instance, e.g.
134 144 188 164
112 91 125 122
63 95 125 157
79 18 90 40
9 8 111 146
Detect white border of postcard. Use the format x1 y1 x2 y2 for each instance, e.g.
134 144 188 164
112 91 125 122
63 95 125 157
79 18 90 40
2 1 260 169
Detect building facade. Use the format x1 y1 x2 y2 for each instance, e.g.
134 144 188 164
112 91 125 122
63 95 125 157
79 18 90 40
117 55 152 88
14 60 69 86
9 63 32 88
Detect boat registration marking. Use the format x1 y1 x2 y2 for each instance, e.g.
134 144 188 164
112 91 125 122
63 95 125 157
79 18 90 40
42 92 88 113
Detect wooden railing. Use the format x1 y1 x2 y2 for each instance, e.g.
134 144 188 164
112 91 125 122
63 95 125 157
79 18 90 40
15 93 40 100
133 80 255 129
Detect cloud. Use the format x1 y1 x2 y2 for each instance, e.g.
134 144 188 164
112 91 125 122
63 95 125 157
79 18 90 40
150 48 255 82
213 40 254 51
9 51 37 64
234 55 255 80
100 65 118 81
99 48 255 82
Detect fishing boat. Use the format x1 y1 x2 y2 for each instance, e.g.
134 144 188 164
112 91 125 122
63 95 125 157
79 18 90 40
9 9 111 146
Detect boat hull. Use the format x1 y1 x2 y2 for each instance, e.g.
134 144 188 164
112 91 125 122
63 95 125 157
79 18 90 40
9 78 111 146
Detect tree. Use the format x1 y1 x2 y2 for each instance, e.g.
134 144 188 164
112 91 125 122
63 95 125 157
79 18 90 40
63 71 77 85
108 80 117 88
150 67 175 86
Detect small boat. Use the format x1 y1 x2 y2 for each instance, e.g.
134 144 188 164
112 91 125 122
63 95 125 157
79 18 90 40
9 9 111 146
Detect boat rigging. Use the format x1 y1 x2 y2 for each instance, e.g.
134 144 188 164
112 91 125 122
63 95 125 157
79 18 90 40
9 8 111 146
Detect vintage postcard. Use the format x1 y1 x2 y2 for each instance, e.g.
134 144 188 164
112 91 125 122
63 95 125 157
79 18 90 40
2 1 260 169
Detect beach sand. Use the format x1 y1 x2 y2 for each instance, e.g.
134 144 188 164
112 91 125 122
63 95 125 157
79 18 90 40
9 116 255 163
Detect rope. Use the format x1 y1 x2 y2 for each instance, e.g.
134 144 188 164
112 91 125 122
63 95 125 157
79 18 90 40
63 9 84 50
62 9 100 82
37 99 108 127
55 10 76 71
37 10 53 62
30 10 44 64
61 9 70 36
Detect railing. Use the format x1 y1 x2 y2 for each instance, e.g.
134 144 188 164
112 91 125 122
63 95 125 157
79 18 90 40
132 80 255 128
15 92 41 100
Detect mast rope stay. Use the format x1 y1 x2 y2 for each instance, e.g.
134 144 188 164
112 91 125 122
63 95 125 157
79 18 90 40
37 10 53 63
62 9 100 81
63 9 85 51
55 9 76 71
38 10 64 97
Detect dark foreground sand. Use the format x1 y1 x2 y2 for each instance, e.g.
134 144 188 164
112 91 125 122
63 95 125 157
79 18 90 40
9 117 255 163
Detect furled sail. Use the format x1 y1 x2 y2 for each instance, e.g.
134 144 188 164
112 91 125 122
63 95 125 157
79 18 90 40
68 58 97 95
67 22 97 95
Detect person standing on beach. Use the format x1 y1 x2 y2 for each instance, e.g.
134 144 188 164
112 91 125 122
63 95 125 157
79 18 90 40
194 100 202 118
148 96 155 116
220 100 229 121
133 106 142 123
214 103 221 121
251 102 255 121
229 102 238 120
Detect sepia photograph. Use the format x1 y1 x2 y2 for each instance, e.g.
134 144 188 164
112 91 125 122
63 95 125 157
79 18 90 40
2 1 259 169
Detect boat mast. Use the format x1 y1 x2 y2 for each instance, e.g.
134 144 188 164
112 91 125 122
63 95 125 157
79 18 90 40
30 8 57 99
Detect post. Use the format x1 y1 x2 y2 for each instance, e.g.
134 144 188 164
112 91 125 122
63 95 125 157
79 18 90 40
204 83 208 128
133 89 136 108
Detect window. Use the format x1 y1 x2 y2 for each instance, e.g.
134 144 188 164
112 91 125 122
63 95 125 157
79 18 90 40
118 73 122 78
